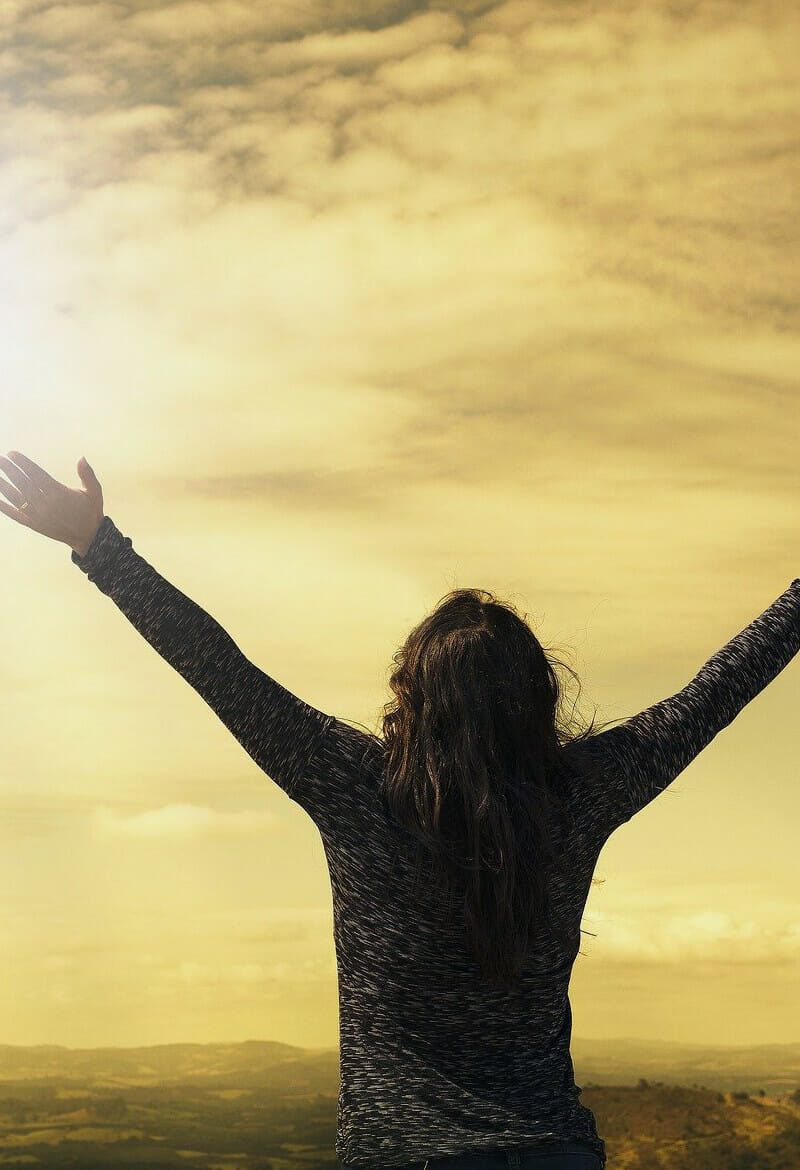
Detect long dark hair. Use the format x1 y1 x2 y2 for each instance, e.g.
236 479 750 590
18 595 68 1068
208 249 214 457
379 586 611 992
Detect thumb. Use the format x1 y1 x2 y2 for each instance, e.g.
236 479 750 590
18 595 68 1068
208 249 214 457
77 455 100 492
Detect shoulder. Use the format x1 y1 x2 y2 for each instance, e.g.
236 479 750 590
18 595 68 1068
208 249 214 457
319 715 387 777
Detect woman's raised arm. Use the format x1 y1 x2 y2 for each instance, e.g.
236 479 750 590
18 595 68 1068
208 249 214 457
69 514 334 797
573 577 800 845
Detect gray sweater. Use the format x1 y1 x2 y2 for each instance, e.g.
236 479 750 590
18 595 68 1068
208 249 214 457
72 515 800 1169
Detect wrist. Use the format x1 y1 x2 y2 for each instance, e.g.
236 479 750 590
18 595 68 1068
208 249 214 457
71 516 104 559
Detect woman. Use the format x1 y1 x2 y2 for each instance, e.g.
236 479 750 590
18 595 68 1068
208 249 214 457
2 449 798 1170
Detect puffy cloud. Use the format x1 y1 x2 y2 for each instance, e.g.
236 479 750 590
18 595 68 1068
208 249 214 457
261 10 464 70
583 879 800 966
590 907 800 965
92 803 279 838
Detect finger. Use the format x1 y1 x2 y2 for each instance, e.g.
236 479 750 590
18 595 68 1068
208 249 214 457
4 451 59 492
0 498 34 528
0 473 28 508
0 455 37 495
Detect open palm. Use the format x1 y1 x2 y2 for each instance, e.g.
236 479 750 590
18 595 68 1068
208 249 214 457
0 451 104 555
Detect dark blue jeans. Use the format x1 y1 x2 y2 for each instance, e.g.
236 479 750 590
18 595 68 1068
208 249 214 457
341 1139 604 1170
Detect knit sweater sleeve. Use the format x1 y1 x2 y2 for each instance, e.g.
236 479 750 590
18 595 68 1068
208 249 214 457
575 578 800 845
71 515 336 806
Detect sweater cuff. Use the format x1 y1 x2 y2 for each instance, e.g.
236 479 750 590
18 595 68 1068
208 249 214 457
71 515 131 585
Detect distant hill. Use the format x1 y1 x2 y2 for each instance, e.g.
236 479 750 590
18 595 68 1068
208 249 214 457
0 1038 339 1088
571 1035 800 1096
2 1035 799 1095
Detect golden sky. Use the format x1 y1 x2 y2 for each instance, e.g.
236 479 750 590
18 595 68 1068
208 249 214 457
1 0 799 1049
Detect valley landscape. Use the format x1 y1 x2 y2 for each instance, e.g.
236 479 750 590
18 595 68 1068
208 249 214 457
1 1039 799 1169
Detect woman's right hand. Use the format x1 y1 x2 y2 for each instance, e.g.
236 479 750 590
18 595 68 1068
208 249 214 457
0 451 104 556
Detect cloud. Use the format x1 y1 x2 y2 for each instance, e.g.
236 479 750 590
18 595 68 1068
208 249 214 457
213 906 332 945
261 10 464 70
160 954 336 989
583 879 800 966
588 908 800 966
374 35 513 98
92 803 279 839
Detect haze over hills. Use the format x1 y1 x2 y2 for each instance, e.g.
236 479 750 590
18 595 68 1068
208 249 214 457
0 1039 338 1087
2 1036 800 1096
572 1036 800 1096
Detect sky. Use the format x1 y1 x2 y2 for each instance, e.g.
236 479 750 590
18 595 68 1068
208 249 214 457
0 0 798 1050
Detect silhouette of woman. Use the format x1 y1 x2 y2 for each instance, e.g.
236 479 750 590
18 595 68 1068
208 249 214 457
2 449 798 1170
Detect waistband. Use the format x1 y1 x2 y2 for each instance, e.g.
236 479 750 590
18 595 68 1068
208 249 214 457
380 1139 603 1170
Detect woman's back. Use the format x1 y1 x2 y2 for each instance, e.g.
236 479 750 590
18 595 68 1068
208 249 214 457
309 717 607 1168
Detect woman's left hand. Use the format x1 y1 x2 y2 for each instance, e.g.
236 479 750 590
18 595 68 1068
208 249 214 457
0 451 104 555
